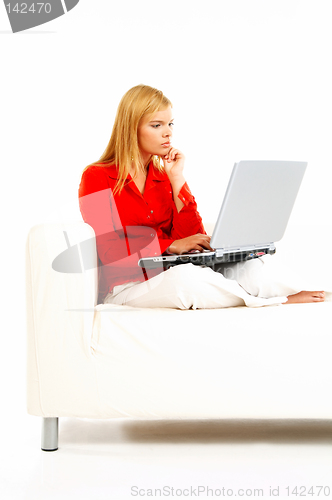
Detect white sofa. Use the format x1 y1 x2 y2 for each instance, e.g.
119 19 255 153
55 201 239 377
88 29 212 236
26 221 332 451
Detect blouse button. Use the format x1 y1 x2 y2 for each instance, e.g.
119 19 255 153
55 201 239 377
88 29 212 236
150 210 153 213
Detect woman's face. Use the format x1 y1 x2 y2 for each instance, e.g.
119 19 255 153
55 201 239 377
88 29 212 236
137 107 174 162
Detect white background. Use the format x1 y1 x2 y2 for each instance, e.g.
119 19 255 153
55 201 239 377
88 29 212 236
1 1 332 498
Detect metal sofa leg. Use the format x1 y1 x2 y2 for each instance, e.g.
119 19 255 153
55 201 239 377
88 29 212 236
41 417 58 451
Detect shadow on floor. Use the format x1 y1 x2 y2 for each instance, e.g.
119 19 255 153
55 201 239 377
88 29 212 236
59 418 332 446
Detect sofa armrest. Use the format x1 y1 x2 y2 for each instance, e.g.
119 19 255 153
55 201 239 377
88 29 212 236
26 222 98 416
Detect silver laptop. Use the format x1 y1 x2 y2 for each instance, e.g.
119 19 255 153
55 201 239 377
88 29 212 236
138 160 307 270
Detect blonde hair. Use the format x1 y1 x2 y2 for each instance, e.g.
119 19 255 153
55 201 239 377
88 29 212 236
85 84 172 194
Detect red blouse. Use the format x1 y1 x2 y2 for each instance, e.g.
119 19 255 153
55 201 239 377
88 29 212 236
78 163 205 301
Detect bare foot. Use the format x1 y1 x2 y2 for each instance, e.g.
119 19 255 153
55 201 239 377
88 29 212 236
286 291 325 304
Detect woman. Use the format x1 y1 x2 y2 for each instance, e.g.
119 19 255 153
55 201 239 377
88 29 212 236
79 84 325 308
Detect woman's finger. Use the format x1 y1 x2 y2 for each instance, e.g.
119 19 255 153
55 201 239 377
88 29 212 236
197 236 212 246
200 240 214 250
169 148 181 160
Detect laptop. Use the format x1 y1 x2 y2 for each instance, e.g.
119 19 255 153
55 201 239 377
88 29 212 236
138 160 307 271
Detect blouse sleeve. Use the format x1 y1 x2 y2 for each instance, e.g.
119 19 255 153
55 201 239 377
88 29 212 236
170 182 206 240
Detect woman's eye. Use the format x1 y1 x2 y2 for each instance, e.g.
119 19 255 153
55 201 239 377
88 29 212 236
151 123 174 129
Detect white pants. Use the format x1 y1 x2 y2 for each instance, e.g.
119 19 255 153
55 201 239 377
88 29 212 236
104 256 304 309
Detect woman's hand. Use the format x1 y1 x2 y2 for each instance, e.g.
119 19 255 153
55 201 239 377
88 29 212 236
168 234 213 254
162 147 185 182
162 147 187 212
